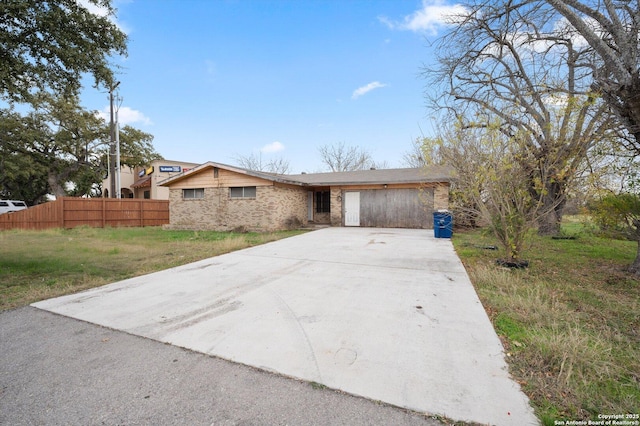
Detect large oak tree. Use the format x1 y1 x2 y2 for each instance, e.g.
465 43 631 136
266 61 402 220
0 94 160 202
0 0 127 103
0 0 163 203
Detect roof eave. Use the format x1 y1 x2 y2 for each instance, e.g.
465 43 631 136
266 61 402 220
297 178 452 186
158 161 306 187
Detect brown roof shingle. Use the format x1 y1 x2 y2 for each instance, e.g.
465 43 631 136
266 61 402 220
159 162 454 187
284 166 455 186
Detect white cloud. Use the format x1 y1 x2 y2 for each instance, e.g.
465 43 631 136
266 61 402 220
481 17 598 61
352 81 387 99
261 141 285 153
553 16 600 49
98 106 152 126
379 0 467 34
543 93 569 108
480 31 555 58
77 0 130 34
78 0 109 17
118 106 152 125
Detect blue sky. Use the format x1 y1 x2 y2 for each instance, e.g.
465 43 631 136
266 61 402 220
83 0 463 173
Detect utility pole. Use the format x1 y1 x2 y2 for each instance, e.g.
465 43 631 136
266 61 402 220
115 96 121 199
109 81 120 198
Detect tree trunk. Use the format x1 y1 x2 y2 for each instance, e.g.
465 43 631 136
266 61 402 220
47 171 67 198
537 182 566 237
537 208 562 236
629 240 640 276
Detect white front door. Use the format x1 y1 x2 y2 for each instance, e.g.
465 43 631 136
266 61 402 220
344 192 360 226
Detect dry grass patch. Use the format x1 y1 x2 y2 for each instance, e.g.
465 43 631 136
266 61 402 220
454 224 640 424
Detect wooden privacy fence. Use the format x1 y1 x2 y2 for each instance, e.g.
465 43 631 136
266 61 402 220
0 197 169 231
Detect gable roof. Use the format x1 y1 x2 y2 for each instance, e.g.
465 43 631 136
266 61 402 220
286 166 454 186
158 161 305 187
159 161 454 187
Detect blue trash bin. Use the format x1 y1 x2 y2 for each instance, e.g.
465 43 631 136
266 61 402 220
433 211 453 238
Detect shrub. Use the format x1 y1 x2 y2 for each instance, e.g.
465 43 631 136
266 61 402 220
589 193 640 240
284 216 302 230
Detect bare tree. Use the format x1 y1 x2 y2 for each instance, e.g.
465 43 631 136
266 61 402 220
317 142 374 171
265 156 291 174
542 0 640 273
371 160 391 169
232 152 291 174
429 0 617 236
401 136 446 168
440 123 551 264
546 0 640 149
401 137 427 168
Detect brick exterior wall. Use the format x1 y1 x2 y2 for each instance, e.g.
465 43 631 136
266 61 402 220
165 178 450 231
166 185 307 231
313 212 331 223
330 187 343 226
433 183 449 211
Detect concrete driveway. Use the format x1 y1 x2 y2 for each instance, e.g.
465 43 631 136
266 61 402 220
33 227 538 425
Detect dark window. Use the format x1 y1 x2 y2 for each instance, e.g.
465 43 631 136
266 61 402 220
213 167 219 178
183 188 205 199
230 186 257 198
316 191 330 213
143 191 150 199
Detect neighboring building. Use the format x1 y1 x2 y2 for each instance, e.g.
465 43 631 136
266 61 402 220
103 159 199 199
159 162 454 231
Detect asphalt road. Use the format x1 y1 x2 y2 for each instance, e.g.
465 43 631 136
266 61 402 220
0 306 444 426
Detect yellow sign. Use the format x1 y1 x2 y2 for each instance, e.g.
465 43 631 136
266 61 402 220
145 166 154 175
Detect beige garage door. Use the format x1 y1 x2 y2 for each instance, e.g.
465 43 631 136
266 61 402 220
357 188 434 229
